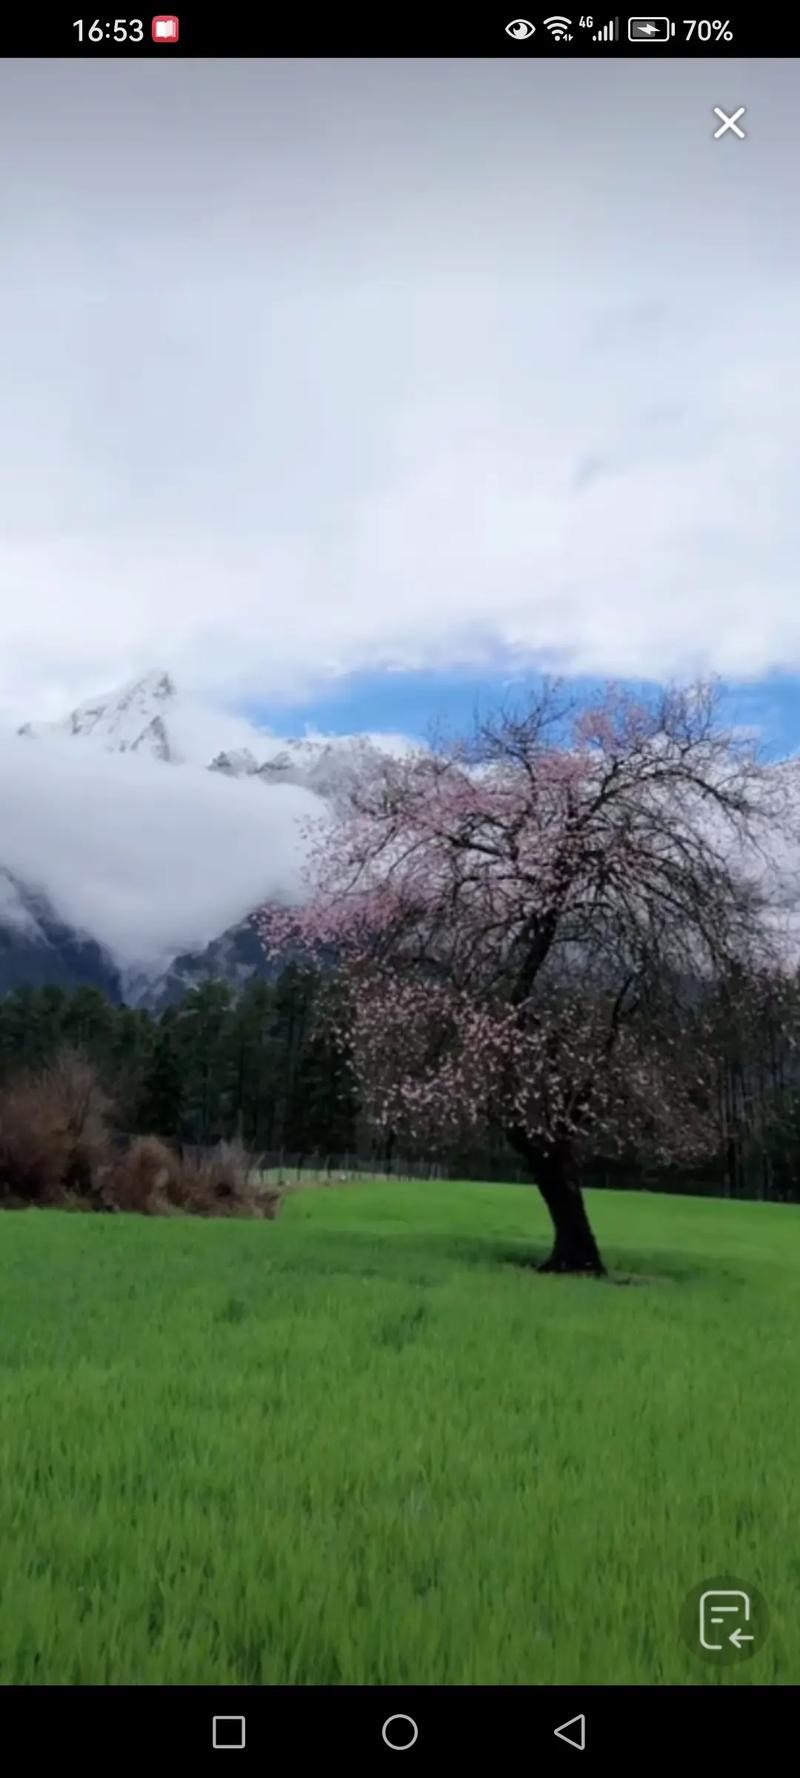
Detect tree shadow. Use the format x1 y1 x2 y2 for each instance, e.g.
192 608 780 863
282 1225 711 1288
501 1244 711 1287
477 1241 711 1287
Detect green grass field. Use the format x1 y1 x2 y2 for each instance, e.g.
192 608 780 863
1 1179 799 1685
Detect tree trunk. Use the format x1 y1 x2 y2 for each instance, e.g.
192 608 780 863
507 1128 606 1275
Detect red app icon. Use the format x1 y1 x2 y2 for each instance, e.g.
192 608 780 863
152 15 180 41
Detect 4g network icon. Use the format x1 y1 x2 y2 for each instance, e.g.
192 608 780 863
152 14 179 41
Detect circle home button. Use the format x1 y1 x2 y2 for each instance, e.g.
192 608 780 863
381 1714 419 1750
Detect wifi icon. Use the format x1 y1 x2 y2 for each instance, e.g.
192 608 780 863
544 14 573 37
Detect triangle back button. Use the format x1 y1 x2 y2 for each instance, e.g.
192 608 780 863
554 1713 586 1751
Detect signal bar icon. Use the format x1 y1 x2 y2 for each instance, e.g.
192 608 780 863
592 15 619 37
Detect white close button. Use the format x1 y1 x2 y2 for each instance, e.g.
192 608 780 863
713 106 746 139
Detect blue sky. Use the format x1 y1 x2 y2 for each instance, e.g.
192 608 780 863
247 666 800 761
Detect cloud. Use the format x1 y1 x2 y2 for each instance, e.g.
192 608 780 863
0 59 798 719
0 733 325 972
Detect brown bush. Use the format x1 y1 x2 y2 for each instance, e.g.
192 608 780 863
0 1050 114 1207
100 1136 283 1219
170 1141 282 1220
98 1134 180 1215
0 1049 282 1221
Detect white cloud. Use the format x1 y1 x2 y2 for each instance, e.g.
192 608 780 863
0 58 797 719
0 732 325 971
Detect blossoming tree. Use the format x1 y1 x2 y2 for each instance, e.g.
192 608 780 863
257 682 787 1274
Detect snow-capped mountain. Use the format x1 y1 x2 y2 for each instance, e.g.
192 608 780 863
2 671 415 1006
19 668 414 791
19 671 180 759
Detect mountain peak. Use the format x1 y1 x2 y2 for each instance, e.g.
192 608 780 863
94 668 177 716
17 671 416 788
19 668 181 760
209 748 260 776
131 669 176 700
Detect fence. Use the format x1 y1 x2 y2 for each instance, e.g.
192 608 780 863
256 1151 456 1185
112 1137 800 1201
111 1139 455 1185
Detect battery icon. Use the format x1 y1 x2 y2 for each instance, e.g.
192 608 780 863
628 16 675 37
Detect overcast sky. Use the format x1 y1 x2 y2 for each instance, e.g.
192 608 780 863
0 56 797 730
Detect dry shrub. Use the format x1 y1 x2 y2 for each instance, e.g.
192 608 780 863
101 1136 283 1219
99 1134 180 1215
0 1050 113 1207
0 1049 281 1220
172 1141 282 1220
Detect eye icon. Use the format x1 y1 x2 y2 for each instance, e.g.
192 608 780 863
505 17 536 35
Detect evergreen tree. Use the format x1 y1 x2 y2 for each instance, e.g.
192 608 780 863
227 979 280 1149
176 980 236 1143
134 1010 185 1139
0 986 63 1076
61 986 115 1057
